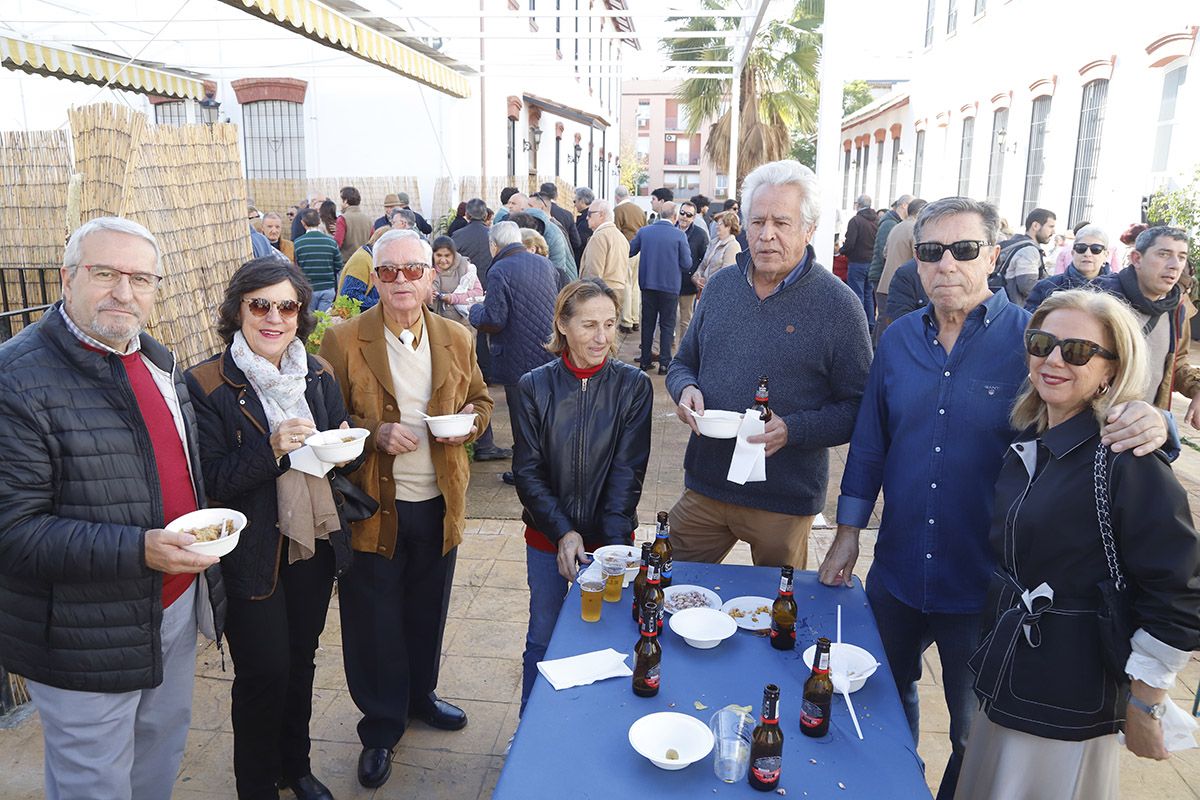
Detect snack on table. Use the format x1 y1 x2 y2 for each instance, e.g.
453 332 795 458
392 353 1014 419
667 590 713 612
182 518 233 543
728 608 746 619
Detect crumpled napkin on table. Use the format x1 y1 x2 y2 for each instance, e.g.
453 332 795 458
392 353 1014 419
727 408 766 485
537 648 633 691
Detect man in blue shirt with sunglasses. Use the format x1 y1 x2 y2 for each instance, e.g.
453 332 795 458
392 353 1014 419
818 196 1171 800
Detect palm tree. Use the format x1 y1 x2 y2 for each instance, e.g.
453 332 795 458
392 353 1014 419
662 0 823 190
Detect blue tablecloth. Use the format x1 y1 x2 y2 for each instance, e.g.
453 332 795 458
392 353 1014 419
494 562 930 799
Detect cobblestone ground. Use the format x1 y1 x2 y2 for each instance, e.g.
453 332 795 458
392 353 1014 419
2 331 1199 798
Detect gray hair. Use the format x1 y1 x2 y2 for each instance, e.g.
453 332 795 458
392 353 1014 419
574 187 595 205
1134 225 1189 255
589 199 612 219
390 207 418 228
1072 224 1109 247
891 194 914 210
373 229 430 266
488 220 522 248
913 197 1002 246
854 194 873 210
740 159 822 231
64 216 161 276
465 198 488 220
262 211 282 223
659 202 678 221
614 184 630 201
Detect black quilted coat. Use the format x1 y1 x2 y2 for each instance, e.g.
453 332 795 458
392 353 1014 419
0 303 226 693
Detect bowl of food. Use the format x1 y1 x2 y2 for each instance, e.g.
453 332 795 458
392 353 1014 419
304 427 369 464
166 508 247 558
424 413 475 439
628 712 714 770
692 409 743 439
592 544 641 583
668 607 738 649
802 642 880 693
662 585 722 614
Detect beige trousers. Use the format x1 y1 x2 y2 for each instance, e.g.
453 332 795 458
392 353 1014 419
622 255 641 327
668 488 814 569
676 294 695 344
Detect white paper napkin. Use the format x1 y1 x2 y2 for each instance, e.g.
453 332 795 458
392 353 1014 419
537 648 633 691
1118 698 1200 752
286 445 334 478
727 408 766 485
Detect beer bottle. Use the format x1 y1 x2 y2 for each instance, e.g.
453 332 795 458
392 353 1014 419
748 683 783 791
642 552 665 633
651 510 673 588
632 601 662 697
769 565 798 651
801 637 834 737
631 541 653 623
753 375 772 422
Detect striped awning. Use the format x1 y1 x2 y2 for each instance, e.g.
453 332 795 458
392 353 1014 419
219 0 471 99
0 37 204 100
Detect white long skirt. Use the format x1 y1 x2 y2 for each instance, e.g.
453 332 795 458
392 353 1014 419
954 714 1120 800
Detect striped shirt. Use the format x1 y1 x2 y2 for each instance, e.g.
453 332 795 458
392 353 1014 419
293 229 343 291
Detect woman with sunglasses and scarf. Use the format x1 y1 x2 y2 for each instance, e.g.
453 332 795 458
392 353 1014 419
186 258 364 800
957 289 1200 799
1023 224 1112 312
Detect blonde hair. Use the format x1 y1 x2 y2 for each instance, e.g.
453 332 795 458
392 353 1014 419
1009 288 1148 433
715 210 741 235
521 228 549 257
546 279 621 356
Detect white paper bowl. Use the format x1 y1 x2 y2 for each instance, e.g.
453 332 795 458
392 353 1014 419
693 410 743 439
304 428 369 463
425 413 475 438
628 712 715 770
668 607 738 649
592 544 641 583
802 642 880 693
167 508 247 558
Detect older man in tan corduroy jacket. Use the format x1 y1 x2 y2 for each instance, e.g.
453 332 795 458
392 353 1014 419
579 199 629 300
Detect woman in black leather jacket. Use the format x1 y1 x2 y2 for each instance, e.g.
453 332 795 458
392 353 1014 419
511 279 653 714
186 258 363 800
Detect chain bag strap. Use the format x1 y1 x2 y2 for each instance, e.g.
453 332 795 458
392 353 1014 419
1093 442 1134 681
1093 442 1126 591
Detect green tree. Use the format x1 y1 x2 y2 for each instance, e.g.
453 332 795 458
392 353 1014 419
842 79 874 116
619 142 648 194
1147 166 1200 302
787 80 872 168
662 0 823 190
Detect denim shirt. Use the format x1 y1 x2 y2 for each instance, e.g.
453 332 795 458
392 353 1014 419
837 290 1031 614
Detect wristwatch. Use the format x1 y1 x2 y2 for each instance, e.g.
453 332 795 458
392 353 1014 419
1126 690 1167 720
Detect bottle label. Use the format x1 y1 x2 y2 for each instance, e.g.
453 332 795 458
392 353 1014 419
817 650 830 672
643 664 660 689
769 624 795 641
750 756 781 783
661 558 672 581
800 699 826 729
778 575 793 595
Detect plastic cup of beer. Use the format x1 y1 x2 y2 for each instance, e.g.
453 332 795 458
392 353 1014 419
580 572 605 622
601 555 625 603
709 707 754 783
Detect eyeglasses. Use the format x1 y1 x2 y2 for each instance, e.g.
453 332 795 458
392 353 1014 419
286 211 296 218
375 263 428 283
1072 242 1106 255
587 210 603 216
1024 329 1118 366
679 211 695 218
244 297 302 318
914 240 993 263
79 264 162 294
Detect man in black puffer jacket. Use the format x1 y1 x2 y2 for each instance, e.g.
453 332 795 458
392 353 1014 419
0 217 226 800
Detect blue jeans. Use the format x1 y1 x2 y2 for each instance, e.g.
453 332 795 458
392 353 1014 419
866 568 980 800
520 546 570 715
640 289 678 368
846 261 875 328
312 288 335 313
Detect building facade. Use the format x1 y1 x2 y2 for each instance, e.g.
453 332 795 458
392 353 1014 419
838 1 1198 235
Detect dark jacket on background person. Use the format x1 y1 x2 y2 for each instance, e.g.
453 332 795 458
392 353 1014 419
1024 264 1111 312
446 215 468 236
680 222 709 297
185 350 364 600
452 219 493 289
630 220 692 294
971 412 1200 740
576 209 593 261
885 259 929 320
467 243 559 385
550 201 583 263
512 358 653 544
0 304 226 692
869 209 902 285
841 206 879 264
379 209 432 236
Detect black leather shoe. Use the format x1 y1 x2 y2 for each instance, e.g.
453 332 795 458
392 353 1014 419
631 323 640 331
639 362 655 372
657 365 669 375
618 325 633 334
473 446 513 462
282 773 334 800
501 471 515 485
357 747 392 789
413 697 468 731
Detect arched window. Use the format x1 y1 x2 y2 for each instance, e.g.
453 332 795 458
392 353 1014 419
1152 64 1188 174
986 107 1008 206
242 100 305 179
958 116 975 197
1022 95 1052 221
1068 79 1109 226
154 100 190 126
924 0 935 47
913 129 926 198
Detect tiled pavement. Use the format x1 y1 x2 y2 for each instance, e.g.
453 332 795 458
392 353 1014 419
3 331 1200 798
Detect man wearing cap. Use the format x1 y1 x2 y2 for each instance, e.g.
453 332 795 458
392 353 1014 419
394 192 432 236
374 193 403 231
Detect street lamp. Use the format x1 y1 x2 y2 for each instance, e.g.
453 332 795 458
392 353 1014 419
198 89 221 126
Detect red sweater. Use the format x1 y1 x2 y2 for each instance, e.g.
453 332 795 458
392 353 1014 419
525 354 607 554
119 352 198 607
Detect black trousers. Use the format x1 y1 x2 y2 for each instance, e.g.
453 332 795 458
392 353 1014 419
224 539 336 800
339 496 457 749
640 289 678 368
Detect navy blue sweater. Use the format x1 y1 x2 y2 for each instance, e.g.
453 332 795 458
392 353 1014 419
666 248 873 515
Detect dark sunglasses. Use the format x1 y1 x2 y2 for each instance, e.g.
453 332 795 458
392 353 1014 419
1024 329 1118 366
375 263 427 283
914 240 993 262
244 297 302 318
679 211 695 218
1072 242 1106 255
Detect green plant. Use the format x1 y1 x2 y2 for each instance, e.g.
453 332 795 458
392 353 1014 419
433 205 457 238
1147 166 1200 301
619 142 648 194
306 295 363 354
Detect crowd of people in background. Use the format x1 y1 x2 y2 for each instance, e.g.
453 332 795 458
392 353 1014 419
1 161 1198 800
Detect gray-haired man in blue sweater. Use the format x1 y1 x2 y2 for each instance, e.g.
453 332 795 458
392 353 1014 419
666 160 873 569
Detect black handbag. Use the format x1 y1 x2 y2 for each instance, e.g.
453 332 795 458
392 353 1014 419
1092 443 1134 682
330 472 379 523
